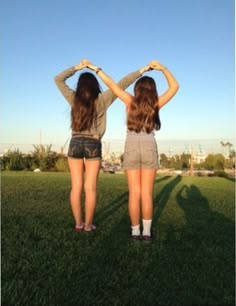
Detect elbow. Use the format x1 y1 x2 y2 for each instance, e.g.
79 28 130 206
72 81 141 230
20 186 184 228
175 82 180 93
54 75 60 84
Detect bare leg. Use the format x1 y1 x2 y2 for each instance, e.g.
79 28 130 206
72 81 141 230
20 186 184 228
140 169 156 219
68 158 84 226
84 159 101 230
126 169 141 226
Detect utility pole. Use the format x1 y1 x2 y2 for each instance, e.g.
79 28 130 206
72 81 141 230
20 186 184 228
40 128 42 145
60 137 69 155
190 146 194 176
39 128 42 154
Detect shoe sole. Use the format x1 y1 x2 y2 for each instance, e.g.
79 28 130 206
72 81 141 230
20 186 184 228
131 235 141 241
84 224 96 232
74 225 84 232
142 235 153 242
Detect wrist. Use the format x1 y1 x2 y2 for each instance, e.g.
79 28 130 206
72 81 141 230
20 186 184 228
139 68 144 75
95 67 102 74
161 66 168 72
88 65 101 73
139 66 147 74
74 65 81 71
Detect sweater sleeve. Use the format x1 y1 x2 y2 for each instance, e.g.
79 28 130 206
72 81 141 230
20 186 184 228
99 70 141 110
54 67 76 105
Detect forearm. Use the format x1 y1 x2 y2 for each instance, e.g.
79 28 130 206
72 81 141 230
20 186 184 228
85 63 128 93
55 61 85 86
97 69 122 97
85 60 151 105
88 63 149 90
157 66 179 108
160 67 179 91
54 66 76 84
54 67 77 105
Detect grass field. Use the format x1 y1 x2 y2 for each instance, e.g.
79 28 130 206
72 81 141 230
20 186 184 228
1 171 235 306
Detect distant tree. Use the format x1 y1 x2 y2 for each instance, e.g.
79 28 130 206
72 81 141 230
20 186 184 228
203 153 225 170
220 141 226 156
173 155 181 169
31 144 58 171
55 156 69 172
160 153 168 168
227 149 235 169
225 142 233 157
214 154 225 170
180 153 191 169
2 149 24 170
220 141 233 157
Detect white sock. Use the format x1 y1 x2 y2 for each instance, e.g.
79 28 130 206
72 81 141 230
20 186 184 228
131 224 140 236
142 219 152 236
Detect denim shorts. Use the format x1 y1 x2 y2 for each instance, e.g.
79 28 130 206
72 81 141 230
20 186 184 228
123 131 159 170
67 136 102 160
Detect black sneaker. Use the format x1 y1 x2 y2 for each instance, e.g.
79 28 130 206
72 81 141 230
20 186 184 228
131 235 141 241
142 235 152 242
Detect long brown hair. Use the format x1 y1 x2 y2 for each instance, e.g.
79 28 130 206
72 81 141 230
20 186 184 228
71 72 101 131
127 76 161 133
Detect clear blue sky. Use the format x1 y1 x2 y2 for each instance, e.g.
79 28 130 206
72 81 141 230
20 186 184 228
1 0 235 153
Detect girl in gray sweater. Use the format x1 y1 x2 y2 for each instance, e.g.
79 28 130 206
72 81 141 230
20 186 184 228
54 61 150 232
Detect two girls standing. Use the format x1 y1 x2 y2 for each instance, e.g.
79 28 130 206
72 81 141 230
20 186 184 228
54 58 179 240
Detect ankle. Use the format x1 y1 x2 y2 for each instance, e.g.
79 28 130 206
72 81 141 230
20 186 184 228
131 224 140 236
142 219 152 236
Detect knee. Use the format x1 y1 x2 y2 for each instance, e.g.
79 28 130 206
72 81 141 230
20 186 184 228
129 187 141 199
141 187 153 198
84 182 96 194
71 185 82 194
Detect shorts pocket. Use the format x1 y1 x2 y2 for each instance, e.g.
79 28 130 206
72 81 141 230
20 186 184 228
123 148 139 168
84 140 101 159
67 138 84 158
141 142 158 168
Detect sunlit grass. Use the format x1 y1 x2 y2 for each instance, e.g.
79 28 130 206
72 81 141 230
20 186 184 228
1 172 235 305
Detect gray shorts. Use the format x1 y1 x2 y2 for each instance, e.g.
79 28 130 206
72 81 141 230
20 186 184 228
123 131 159 170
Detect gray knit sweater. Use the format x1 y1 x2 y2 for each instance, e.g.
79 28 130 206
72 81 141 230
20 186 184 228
54 67 141 139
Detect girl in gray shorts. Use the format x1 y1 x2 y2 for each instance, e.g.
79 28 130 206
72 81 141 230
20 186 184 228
85 59 179 241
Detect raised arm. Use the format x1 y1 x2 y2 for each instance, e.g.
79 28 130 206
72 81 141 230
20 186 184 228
83 60 151 107
54 61 86 105
149 61 179 109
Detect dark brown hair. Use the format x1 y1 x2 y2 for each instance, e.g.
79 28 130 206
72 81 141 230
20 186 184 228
127 76 161 133
71 72 101 131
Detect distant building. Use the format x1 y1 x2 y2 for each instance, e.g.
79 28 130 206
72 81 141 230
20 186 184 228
194 145 207 164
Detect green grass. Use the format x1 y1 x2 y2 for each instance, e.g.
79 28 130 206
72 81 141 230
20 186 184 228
1 172 235 306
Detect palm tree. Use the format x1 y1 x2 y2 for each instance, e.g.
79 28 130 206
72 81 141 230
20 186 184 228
224 142 233 158
31 144 57 170
220 141 227 156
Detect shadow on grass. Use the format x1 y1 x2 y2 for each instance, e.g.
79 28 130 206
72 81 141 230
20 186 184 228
95 176 173 225
176 183 235 243
154 183 235 305
54 175 184 305
4 175 234 305
154 175 172 184
153 175 182 224
95 192 128 224
136 182 235 305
